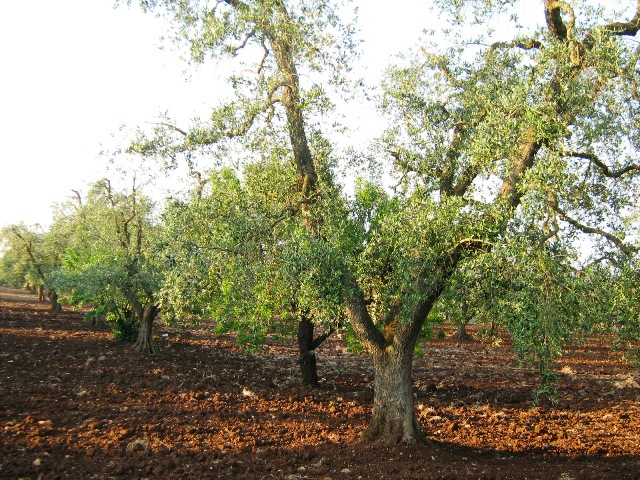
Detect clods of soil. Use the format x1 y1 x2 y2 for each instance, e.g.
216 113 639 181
1 286 639 479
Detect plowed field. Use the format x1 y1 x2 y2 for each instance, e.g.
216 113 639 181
1 286 639 479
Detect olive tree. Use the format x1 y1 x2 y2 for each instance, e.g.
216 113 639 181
123 0 356 384
161 159 348 384
51 179 163 352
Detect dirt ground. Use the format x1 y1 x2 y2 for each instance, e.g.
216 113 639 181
1 286 639 479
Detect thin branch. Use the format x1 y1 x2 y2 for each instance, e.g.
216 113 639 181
70 189 83 209
549 195 638 256
158 123 188 137
233 28 256 53
420 47 456 84
561 151 640 178
488 39 543 51
584 255 620 269
246 38 270 75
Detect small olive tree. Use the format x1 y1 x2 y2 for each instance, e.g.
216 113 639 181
51 179 163 353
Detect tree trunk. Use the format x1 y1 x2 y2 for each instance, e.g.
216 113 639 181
47 290 62 313
361 345 425 444
451 321 473 341
298 316 319 386
133 303 159 354
36 285 45 302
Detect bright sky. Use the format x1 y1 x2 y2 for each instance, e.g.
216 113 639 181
0 0 434 228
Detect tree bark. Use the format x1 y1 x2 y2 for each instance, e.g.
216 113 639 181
361 345 425 444
345 267 451 444
36 285 45 303
133 303 159 353
297 314 335 386
48 290 62 313
297 316 319 386
451 301 473 341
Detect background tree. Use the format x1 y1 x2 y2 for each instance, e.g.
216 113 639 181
433 259 490 342
0 223 63 311
51 178 163 353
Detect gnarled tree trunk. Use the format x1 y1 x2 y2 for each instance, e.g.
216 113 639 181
362 345 425 444
47 290 62 313
346 270 451 445
133 303 159 354
36 285 45 303
451 321 473 341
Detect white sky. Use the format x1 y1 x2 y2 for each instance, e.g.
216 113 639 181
0 0 434 228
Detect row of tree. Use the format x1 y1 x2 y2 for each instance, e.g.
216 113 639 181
2 0 640 444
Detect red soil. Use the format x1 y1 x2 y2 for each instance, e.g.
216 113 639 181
1 286 638 479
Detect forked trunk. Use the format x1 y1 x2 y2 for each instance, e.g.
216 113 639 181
133 303 159 354
361 347 425 444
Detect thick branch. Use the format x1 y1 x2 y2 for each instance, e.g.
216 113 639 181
268 193 320 230
344 272 388 353
539 209 560 246
603 0 640 36
310 325 335 351
498 127 542 208
544 0 573 40
446 238 493 261
448 111 488 197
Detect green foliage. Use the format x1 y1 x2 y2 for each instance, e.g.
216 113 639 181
111 312 140 343
0 224 62 292
161 161 349 349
